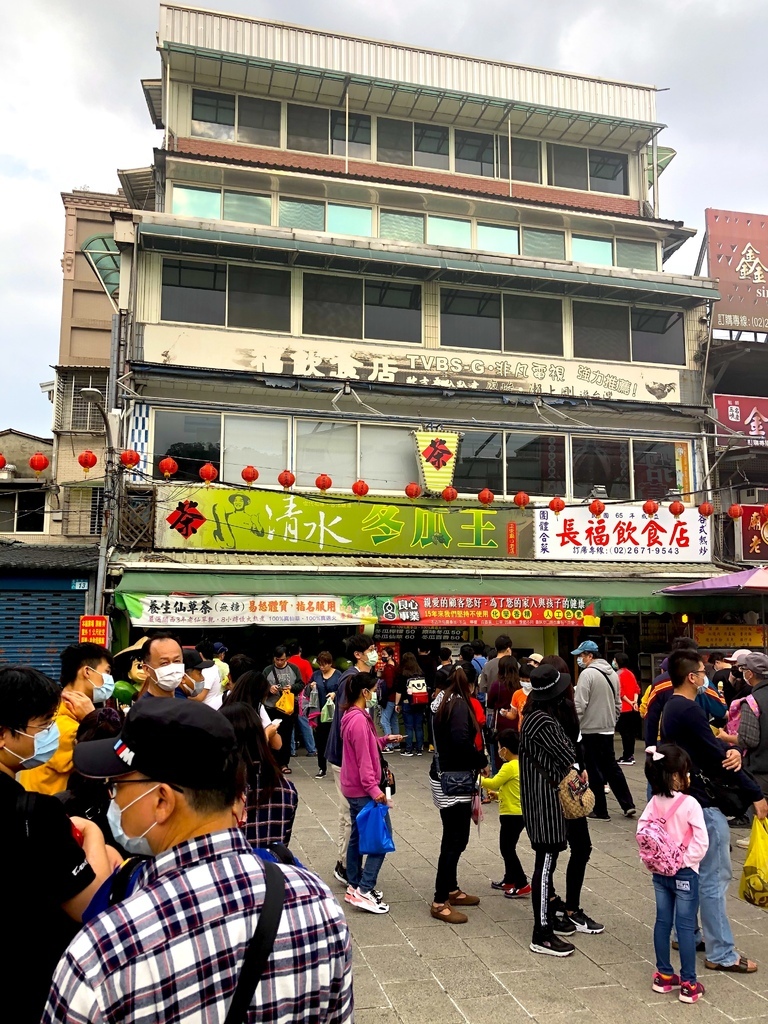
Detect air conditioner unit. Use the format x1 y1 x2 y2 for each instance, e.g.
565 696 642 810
739 487 768 505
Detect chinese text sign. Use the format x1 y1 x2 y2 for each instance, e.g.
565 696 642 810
707 208 768 332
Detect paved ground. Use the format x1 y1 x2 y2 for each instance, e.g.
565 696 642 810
288 747 768 1024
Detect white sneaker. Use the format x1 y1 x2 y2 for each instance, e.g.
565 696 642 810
737 837 751 849
351 887 390 914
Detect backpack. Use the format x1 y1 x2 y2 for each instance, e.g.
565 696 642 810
726 693 760 742
406 676 428 704
636 794 689 876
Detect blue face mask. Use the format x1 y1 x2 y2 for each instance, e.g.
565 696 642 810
88 668 115 704
6 722 60 770
576 656 586 669
106 785 159 856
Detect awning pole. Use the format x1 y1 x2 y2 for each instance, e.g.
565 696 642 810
345 90 349 175
508 118 513 198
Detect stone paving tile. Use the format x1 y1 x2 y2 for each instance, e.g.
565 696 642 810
382 980 465 1023
427 957 507 997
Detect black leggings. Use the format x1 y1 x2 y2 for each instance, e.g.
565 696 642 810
499 815 527 888
558 816 592 912
434 801 472 903
315 721 331 772
616 711 640 760
271 708 296 768
531 847 560 939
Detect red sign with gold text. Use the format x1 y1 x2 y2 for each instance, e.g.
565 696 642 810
736 505 768 562
378 595 600 627
79 615 109 646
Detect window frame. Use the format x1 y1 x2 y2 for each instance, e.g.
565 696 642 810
300 269 423 345
0 488 47 535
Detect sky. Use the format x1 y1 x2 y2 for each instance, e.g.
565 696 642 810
1 0 766 437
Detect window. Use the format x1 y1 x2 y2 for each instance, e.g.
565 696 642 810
504 295 563 356
617 239 658 271
237 97 281 147
0 490 45 534
287 104 328 153
377 118 412 165
498 138 541 183
573 301 630 362
631 309 685 365
279 198 325 231
476 223 519 255
632 440 678 500
191 90 235 141
161 260 226 325
454 130 495 177
221 416 288 485
414 123 449 169
441 289 501 350
548 145 588 190
228 267 291 332
506 434 566 496
55 369 109 432
453 431 503 493
521 228 566 260
365 282 422 344
572 235 614 266
359 425 418 490
379 210 425 244
64 487 104 537
222 191 271 225
428 216 472 248
153 411 221 482
303 274 362 338
296 420 357 488
589 150 628 195
327 204 372 236
330 111 371 159
172 186 221 219
572 437 630 499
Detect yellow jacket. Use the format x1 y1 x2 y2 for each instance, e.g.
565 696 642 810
480 757 522 815
21 699 79 794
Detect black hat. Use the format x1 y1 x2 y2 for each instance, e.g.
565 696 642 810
73 699 237 789
529 664 572 702
183 648 214 672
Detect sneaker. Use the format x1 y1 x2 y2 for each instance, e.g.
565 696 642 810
530 933 575 957
400 750 414 757
351 887 390 914
552 913 577 936
604 784 610 793
568 908 605 934
333 860 349 884
729 815 750 828
617 757 635 766
679 981 705 1003
370 887 384 902
737 837 751 849
588 812 611 821
490 879 515 892
652 971 681 993
315 770 326 779
624 807 637 819
416 750 424 756
505 884 532 899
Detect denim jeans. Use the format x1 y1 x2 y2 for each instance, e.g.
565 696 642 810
653 868 699 983
380 701 397 742
402 704 426 752
346 795 388 892
296 713 317 755
698 805 737 966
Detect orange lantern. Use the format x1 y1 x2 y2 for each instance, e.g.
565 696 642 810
727 503 744 520
643 499 659 518
405 482 422 500
315 474 332 493
697 501 714 518
77 450 98 476
278 470 295 490
588 498 605 518
28 453 50 477
548 496 565 516
513 491 530 509
199 462 218 486
241 466 259 486
120 449 141 469
158 456 178 480
478 488 495 505
442 485 458 502
669 500 685 519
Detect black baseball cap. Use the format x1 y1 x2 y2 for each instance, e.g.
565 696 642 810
183 648 214 672
73 699 237 789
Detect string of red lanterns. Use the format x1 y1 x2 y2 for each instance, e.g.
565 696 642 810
442 485 458 502
241 466 259 486
405 482 422 500
199 463 218 486
278 470 295 490
158 456 178 480
478 488 494 506
120 450 141 469
352 479 369 498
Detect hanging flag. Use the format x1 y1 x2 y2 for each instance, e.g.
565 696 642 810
412 430 463 493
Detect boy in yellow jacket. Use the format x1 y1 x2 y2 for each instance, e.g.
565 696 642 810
481 728 531 899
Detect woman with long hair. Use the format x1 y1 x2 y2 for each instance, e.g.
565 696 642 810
429 665 487 924
227 669 282 755
487 655 520 771
219 701 298 848
395 651 429 756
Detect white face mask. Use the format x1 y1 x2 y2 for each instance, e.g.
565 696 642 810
366 651 379 667
152 663 185 692
521 679 532 694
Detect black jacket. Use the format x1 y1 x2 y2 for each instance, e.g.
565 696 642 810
431 693 486 772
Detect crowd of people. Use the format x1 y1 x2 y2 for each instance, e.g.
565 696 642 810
4 628 768 1021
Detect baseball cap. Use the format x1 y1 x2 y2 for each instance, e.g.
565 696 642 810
571 640 600 656
528 653 543 665
727 648 752 664
183 648 214 672
73 699 237 789
744 653 768 678
529 665 572 702
213 642 228 655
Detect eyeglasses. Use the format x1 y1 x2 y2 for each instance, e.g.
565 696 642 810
107 778 182 799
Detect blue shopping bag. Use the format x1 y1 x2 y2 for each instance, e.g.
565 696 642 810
357 800 396 855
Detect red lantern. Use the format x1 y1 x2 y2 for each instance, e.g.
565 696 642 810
158 456 178 480
120 449 141 470
241 465 259 486
698 501 714 518
28 453 49 477
0 454 6 471
352 479 369 499
643 499 659 518
548 496 565 516
315 474 332 493
478 488 495 505
760 504 768 522
513 491 530 509
669 500 685 519
727 503 744 520
199 462 218 486
405 482 422 500
278 470 295 490
77 450 98 476
588 498 605 518
442 485 458 502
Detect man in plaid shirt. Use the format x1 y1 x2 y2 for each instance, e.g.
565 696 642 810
42 699 352 1024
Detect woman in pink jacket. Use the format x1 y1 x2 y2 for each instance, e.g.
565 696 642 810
340 673 402 915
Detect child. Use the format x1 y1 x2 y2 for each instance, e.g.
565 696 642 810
481 729 531 898
637 743 709 1003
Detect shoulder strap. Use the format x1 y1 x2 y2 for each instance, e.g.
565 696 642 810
224 859 286 1024
746 694 760 718
16 790 37 839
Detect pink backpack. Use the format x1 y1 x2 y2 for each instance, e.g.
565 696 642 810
726 693 760 740
636 795 690 876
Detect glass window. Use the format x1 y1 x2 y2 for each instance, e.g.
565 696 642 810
454 130 495 177
228 267 291 332
161 260 226 325
503 295 563 356
286 105 328 153
573 302 630 362
379 210 425 244
548 144 589 190
237 97 281 147
296 420 357 488
572 437 630 500
172 186 221 219
221 415 288 485
359 425 418 490
191 90 235 141
222 191 271 225
521 228 566 260
440 289 501 350
589 150 628 195
279 198 325 231
327 204 373 237
16 491 45 532
632 440 678 501
631 309 685 365
0 495 15 533
428 216 471 248
617 239 658 271
506 434 566 496
330 111 371 159
414 123 449 169
476 224 519 255
572 235 614 266
365 282 422 343
153 411 221 482
303 274 362 338
454 431 503 494
377 118 412 165
499 137 541 183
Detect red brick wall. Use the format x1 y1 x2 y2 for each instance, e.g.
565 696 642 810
172 137 643 219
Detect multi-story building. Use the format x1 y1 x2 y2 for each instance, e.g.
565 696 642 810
104 4 730 672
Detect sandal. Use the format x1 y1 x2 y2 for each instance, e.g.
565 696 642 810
281 766 293 775
705 956 757 973
448 889 480 907
430 902 468 924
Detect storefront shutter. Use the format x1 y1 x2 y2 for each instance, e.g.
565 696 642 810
0 590 87 678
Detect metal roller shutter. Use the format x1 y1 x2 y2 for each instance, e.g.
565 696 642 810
0 590 86 678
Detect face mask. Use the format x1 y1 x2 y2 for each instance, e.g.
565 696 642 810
107 785 159 856
521 680 532 694
89 669 115 703
576 656 586 669
697 682 709 695
5 722 60 770
611 661 618 671
366 651 379 667
152 663 185 692
185 674 205 697
365 692 378 710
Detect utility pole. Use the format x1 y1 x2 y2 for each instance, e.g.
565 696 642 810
80 387 116 614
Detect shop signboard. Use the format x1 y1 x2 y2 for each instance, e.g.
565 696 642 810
735 504 768 561
378 595 601 627
413 430 463 493
155 484 526 558
120 593 377 627
706 208 768 332
534 505 711 562
79 615 109 646
713 394 768 448
693 624 765 650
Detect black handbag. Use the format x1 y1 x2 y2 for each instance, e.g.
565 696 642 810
694 768 754 818
432 722 477 796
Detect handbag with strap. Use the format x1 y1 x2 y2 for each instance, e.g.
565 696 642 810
521 738 594 819
432 706 478 796
223 859 286 1024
